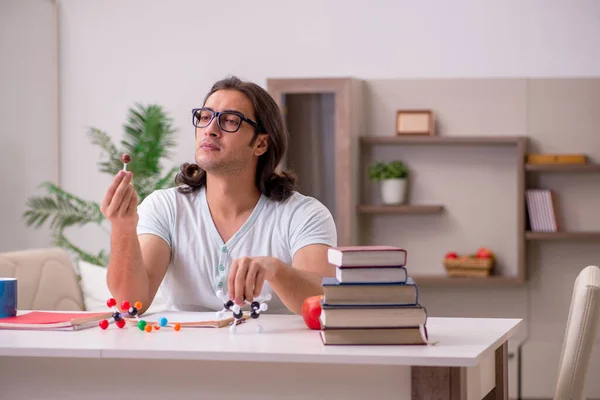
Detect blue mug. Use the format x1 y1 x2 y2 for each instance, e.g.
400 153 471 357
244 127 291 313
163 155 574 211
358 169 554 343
0 277 17 318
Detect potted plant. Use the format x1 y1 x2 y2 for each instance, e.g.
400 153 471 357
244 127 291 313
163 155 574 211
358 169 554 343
368 160 409 204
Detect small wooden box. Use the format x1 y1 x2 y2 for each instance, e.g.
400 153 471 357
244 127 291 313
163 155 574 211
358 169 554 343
526 154 587 165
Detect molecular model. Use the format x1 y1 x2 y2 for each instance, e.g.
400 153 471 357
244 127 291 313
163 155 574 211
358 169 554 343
215 290 271 333
98 298 181 333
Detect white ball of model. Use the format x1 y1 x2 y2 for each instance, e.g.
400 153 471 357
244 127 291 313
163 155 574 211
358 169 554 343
215 290 271 333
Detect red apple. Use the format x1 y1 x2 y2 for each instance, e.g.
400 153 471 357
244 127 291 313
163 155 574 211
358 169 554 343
302 295 323 330
444 251 458 259
476 247 493 259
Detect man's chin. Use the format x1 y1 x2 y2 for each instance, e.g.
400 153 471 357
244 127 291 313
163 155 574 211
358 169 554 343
196 156 217 167
196 160 224 172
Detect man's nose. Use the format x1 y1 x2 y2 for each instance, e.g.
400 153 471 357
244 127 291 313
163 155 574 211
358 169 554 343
204 115 221 137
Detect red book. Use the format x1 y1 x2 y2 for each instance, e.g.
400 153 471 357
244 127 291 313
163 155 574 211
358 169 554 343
327 246 407 267
0 311 112 331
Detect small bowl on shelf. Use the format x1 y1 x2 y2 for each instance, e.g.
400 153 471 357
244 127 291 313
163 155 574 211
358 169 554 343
444 256 495 278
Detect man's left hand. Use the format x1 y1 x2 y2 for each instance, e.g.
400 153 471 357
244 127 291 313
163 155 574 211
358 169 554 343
227 256 282 305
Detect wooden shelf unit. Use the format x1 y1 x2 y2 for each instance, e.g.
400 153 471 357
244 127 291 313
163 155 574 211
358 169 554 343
359 136 600 285
357 204 444 214
269 76 598 289
358 134 529 286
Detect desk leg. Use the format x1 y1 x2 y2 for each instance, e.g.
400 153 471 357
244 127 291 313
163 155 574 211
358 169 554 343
495 341 508 400
482 340 508 400
412 340 508 400
411 365 466 399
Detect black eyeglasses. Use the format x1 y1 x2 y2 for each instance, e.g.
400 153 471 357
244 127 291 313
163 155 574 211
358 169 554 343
192 107 260 133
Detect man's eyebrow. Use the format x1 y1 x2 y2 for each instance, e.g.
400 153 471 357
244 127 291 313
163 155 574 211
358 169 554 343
221 108 245 115
203 107 246 115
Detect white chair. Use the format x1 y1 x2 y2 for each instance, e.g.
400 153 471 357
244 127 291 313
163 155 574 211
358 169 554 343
554 265 600 400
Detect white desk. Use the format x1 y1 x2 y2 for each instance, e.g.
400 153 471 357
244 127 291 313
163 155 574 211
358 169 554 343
0 313 522 400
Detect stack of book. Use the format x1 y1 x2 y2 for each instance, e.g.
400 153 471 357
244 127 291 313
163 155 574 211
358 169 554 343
319 245 428 345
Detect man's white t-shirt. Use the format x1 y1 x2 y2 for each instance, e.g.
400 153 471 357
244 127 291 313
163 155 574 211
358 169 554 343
136 186 337 314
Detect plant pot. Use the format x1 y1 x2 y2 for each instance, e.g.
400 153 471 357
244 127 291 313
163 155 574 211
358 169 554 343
380 178 407 204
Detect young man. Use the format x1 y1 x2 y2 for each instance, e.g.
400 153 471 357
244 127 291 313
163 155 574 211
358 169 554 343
101 76 337 315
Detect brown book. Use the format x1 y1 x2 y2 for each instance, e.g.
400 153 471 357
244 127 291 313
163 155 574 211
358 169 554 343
319 304 427 328
322 277 418 305
320 326 428 345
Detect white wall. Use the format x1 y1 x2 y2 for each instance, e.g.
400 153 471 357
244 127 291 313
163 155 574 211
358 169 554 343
0 0 58 252
55 0 600 256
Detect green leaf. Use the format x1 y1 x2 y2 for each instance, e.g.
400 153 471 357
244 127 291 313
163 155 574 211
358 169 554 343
120 103 177 179
23 191 104 232
368 160 408 180
88 128 122 175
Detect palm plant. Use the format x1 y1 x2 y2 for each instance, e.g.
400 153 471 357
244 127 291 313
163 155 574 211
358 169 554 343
23 103 179 267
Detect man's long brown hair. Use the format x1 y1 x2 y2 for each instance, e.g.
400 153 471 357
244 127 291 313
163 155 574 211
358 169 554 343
175 76 297 201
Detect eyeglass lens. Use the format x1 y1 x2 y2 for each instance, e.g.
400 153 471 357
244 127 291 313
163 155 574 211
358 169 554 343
193 109 242 133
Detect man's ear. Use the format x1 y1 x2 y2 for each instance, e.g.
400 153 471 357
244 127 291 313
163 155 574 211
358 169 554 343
253 133 269 156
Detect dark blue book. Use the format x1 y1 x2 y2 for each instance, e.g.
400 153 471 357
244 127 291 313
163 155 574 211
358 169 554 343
335 265 408 284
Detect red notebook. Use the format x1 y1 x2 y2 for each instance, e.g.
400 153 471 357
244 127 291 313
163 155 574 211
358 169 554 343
0 311 113 331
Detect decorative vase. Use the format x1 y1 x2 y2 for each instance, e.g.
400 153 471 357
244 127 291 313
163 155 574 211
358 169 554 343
381 178 407 204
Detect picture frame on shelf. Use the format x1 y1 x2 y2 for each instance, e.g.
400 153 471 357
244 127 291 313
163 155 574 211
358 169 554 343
396 109 435 136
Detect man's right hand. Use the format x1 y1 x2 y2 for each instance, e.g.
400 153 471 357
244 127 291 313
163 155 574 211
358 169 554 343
101 170 139 229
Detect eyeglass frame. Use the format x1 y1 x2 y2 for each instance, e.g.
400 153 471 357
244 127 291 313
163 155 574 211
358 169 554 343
191 107 261 133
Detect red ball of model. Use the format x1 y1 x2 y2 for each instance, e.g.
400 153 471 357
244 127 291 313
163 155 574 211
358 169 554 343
121 153 131 164
106 298 117 308
120 301 130 311
115 319 126 329
99 319 109 330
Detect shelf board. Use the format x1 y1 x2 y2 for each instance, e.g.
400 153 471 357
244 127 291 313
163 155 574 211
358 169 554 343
525 163 600 172
360 135 527 146
357 204 444 214
411 275 524 286
526 231 600 240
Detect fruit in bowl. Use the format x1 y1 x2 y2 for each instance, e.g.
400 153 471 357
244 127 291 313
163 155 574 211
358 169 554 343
445 248 495 259
443 247 495 278
476 247 494 259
